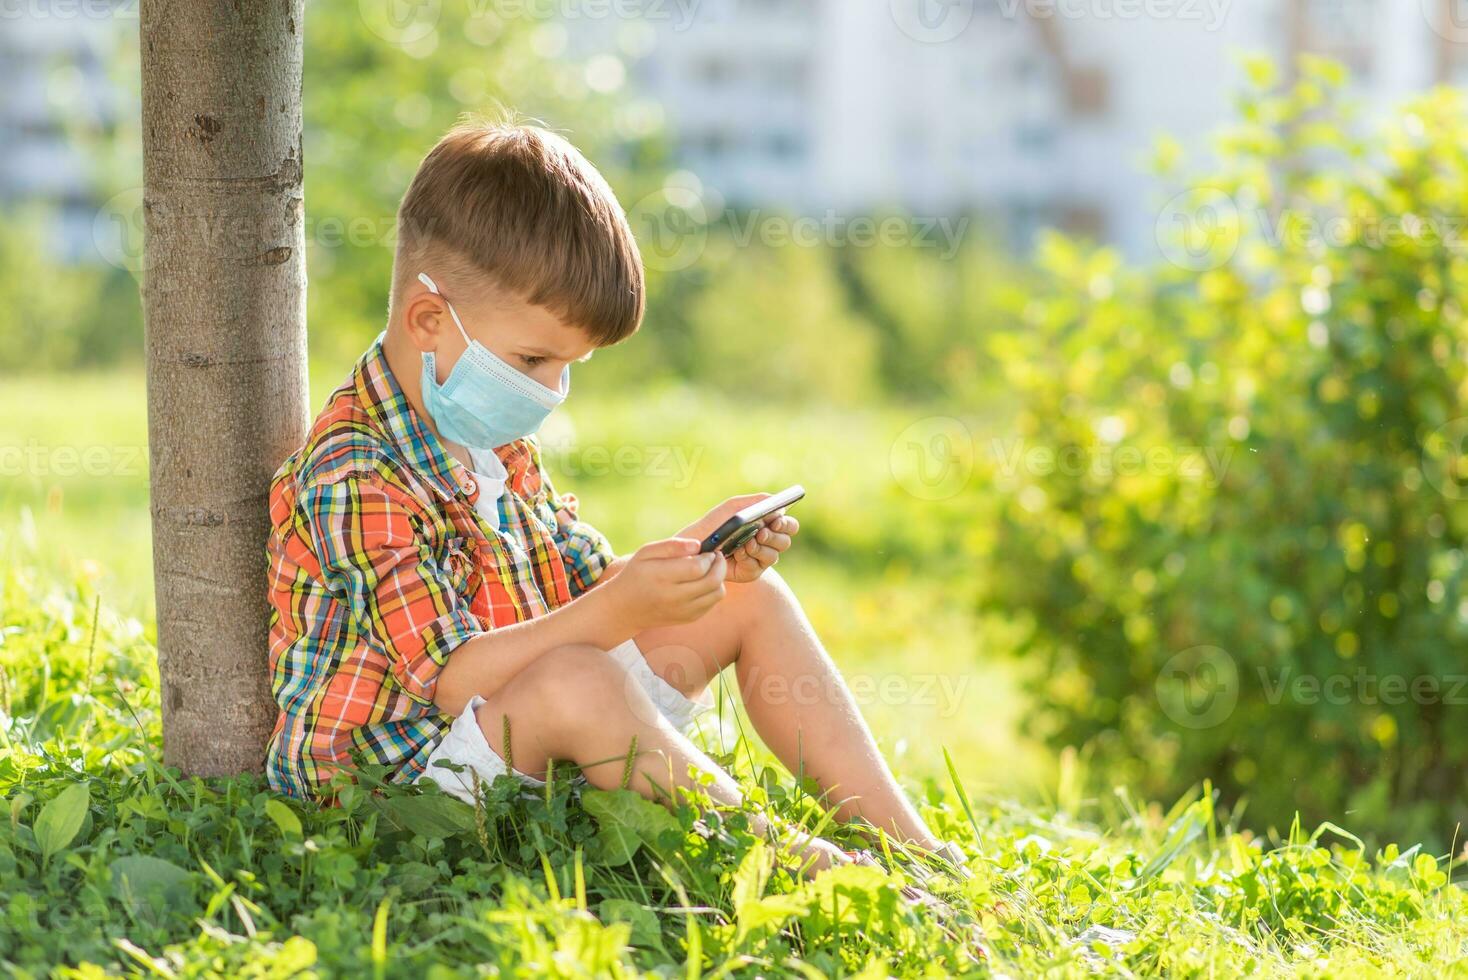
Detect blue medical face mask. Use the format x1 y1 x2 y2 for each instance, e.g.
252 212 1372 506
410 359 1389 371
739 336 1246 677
416 272 570 452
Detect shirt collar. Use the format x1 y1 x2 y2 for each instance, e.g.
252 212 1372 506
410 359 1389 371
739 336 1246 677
353 337 537 502
354 336 470 503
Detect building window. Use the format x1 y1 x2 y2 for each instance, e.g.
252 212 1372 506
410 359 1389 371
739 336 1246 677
767 131 804 160
696 57 734 87
1067 66 1109 117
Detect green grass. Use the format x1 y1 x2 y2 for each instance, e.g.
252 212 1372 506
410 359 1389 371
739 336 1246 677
2 562 1465 976
3 368 1467 975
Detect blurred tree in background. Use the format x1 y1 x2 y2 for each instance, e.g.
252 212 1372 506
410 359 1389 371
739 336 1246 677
983 58 1468 847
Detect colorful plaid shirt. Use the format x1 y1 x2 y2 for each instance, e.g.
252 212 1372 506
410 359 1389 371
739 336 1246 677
264 338 614 802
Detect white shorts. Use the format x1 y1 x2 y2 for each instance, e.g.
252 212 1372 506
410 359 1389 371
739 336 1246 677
414 638 712 804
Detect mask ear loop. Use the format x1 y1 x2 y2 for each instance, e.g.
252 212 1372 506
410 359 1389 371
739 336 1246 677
417 272 473 347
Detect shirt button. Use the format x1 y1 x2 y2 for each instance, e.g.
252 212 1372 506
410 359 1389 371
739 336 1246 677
462 478 477 496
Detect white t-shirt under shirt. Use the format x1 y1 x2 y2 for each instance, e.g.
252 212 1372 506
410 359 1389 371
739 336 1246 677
465 446 509 530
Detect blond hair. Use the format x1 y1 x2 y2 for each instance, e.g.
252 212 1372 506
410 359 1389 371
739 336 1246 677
391 119 644 345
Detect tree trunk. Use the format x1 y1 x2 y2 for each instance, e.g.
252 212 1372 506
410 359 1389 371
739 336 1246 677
140 0 308 775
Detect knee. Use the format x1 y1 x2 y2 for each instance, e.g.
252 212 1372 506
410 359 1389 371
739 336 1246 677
730 566 797 623
506 644 645 730
750 566 793 601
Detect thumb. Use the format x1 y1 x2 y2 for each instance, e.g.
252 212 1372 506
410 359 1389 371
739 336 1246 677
636 537 703 560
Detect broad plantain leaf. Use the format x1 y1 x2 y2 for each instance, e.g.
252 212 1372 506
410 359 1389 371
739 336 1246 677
34 782 89 863
582 789 679 867
598 898 664 950
265 798 303 839
111 855 195 922
372 790 476 838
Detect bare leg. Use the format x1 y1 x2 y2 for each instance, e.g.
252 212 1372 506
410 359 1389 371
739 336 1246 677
633 570 940 847
471 643 847 873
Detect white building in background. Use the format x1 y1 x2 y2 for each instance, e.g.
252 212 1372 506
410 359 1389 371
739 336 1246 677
3 1 1466 263
0 4 127 260
577 0 1468 257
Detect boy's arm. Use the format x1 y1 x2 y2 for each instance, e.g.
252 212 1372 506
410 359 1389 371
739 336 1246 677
303 473 725 719
433 538 725 715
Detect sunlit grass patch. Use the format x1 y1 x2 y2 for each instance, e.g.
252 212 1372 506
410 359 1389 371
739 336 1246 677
2 563 1464 976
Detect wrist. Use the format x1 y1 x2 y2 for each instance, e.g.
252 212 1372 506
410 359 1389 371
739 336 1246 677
584 573 643 645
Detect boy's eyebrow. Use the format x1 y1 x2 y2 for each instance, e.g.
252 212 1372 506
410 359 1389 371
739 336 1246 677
516 345 595 362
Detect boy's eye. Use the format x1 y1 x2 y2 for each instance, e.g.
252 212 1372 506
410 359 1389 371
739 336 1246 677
520 355 547 367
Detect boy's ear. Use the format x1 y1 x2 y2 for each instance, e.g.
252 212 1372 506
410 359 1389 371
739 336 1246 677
401 290 448 353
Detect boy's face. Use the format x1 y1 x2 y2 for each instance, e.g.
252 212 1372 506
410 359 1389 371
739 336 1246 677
405 275 597 392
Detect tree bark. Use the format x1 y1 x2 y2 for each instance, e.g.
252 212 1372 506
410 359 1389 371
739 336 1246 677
140 0 308 775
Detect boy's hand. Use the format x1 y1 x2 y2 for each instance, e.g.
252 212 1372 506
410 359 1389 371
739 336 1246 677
604 538 727 632
679 494 800 585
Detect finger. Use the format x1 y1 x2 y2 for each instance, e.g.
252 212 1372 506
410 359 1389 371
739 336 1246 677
638 537 703 560
690 580 727 613
702 550 728 585
661 552 719 583
756 531 792 553
742 543 781 568
680 551 727 592
751 524 793 548
771 515 799 535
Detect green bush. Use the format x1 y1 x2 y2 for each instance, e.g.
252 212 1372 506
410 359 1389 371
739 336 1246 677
982 59 1468 846
0 209 141 372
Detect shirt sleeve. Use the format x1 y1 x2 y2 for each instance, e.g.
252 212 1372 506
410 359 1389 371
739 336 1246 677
300 474 481 707
529 443 615 598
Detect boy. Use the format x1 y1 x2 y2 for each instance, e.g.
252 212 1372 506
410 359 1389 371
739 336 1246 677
263 121 954 874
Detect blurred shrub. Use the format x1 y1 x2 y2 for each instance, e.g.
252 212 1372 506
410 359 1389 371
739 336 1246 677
0 208 141 371
982 59 1468 846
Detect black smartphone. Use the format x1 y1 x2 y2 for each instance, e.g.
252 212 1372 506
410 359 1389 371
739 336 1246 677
698 485 806 556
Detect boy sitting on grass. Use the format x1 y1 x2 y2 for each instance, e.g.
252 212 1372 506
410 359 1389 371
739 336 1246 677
263 120 961 877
